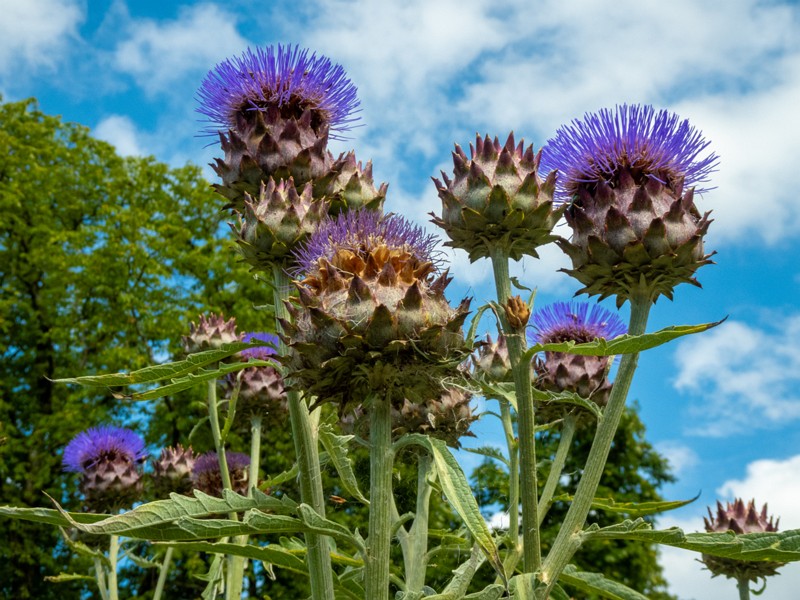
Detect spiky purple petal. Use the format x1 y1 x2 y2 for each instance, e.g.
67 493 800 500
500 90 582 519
196 44 360 139
241 332 279 360
293 210 441 276
530 301 627 345
63 426 146 473
541 104 719 202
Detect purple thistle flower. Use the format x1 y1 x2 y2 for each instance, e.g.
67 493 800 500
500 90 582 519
192 451 251 476
292 210 441 277
530 301 627 345
191 451 251 496
196 44 360 139
63 426 146 473
541 104 719 202
241 332 279 360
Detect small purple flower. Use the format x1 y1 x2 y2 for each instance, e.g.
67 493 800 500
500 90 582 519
293 210 441 277
191 451 251 496
541 104 719 202
530 301 627 345
63 426 146 473
197 44 360 139
241 332 279 361
192 451 251 476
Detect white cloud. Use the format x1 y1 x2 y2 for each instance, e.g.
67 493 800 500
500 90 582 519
655 441 699 478
94 115 145 157
673 317 800 436
660 455 800 599
0 0 83 74
113 3 248 95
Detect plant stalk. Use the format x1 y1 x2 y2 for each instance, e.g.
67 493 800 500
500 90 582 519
153 546 174 600
737 577 751 600
406 451 435 595
537 415 576 526
489 247 541 572
272 266 335 600
538 291 651 595
500 397 520 547
107 535 119 600
365 393 394 600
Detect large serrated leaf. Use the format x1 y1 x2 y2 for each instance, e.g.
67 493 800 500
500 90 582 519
318 424 369 505
583 519 800 563
156 540 307 573
523 319 724 362
549 494 698 517
463 445 509 467
558 565 649 600
0 505 109 527
405 434 505 581
53 341 273 387
531 388 603 421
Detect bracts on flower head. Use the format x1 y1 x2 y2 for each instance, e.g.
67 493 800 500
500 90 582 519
191 451 251 497
701 498 785 583
63 426 146 512
226 332 288 420
280 210 472 413
183 313 239 354
152 445 195 497
529 301 627 425
541 104 719 306
431 132 562 262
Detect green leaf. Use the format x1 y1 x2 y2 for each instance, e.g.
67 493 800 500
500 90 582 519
522 319 725 362
53 341 272 388
508 573 538 599
463 445 510 468
405 434 505 581
44 573 96 583
467 303 495 344
318 424 369 505
198 554 225 600
295 503 364 554
464 584 506 599
583 519 800 563
261 463 300 489
127 553 162 570
531 388 603 421
549 494 699 517
426 545 486 599
558 565 649 600
156 541 307 574
510 276 533 293
0 505 109 528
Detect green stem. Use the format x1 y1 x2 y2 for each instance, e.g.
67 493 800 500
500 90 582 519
94 556 109 600
500 398 520 547
207 380 234 494
489 247 541 573
737 577 751 600
107 535 119 600
272 266 334 600
538 292 651 596
249 414 263 497
406 451 435 595
537 415 576 526
153 546 174 600
365 393 394 600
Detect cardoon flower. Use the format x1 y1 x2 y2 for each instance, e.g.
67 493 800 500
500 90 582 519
473 334 512 382
530 301 627 423
191 451 251 497
541 104 718 305
702 499 784 583
63 426 146 512
431 133 562 261
282 210 471 411
152 445 195 497
182 313 239 354
232 332 287 418
198 44 385 214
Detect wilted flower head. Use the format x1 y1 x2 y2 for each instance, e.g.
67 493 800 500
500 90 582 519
197 44 359 139
542 104 718 305
702 498 784 583
191 451 251 497
63 426 146 511
530 302 627 424
183 313 239 354
282 210 471 411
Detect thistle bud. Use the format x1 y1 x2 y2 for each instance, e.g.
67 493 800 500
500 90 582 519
541 104 718 305
183 313 239 354
191 451 251 497
231 332 288 419
152 445 195 497
701 498 785 583
473 334 512 382
530 301 626 424
63 426 146 512
431 133 562 261
504 295 531 331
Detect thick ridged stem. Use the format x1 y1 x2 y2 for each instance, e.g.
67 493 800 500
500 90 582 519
249 415 263 497
538 292 651 596
107 535 119 600
489 247 541 573
272 266 335 600
406 451 435 595
94 556 109 600
153 546 174 600
500 398 520 548
537 415 576 526
737 578 751 600
365 393 394 600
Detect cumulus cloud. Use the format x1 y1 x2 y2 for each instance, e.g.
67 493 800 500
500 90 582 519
655 441 699 478
113 3 248 95
673 317 800 436
94 115 145 157
0 0 83 75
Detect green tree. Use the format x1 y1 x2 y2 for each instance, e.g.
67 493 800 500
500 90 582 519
0 97 270 598
471 403 677 599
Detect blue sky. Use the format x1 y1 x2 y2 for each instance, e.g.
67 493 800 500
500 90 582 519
2 0 800 597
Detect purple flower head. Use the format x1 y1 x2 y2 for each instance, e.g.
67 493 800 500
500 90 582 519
240 332 280 361
292 210 441 277
530 301 627 345
63 426 146 473
192 451 251 477
196 44 360 139
541 104 719 202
